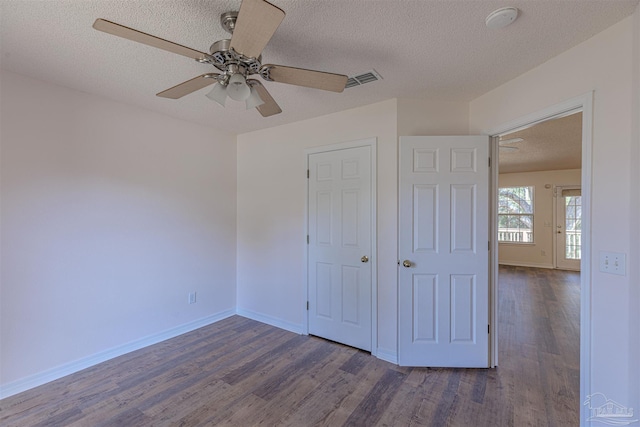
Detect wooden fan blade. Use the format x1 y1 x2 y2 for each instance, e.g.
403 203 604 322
264 65 348 92
230 0 285 59
249 81 282 117
156 74 219 99
93 19 208 60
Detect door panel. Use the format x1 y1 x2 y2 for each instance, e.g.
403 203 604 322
399 136 489 367
414 185 438 252
451 184 476 252
308 145 372 351
450 274 475 342
413 274 438 342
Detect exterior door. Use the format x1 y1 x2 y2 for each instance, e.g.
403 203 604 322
555 186 581 271
307 144 372 351
398 136 490 367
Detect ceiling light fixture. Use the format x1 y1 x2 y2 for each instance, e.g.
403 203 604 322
205 70 264 110
486 7 519 29
226 73 251 101
206 82 228 107
245 84 265 110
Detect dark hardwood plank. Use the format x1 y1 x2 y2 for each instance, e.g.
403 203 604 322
0 266 580 426
343 368 407 426
471 367 488 403
220 334 308 385
339 350 371 375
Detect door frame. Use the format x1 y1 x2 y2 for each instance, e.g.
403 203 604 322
303 138 378 356
553 184 582 271
487 92 593 426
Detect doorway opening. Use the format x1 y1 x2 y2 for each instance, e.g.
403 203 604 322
497 111 582 271
495 111 582 422
488 93 592 426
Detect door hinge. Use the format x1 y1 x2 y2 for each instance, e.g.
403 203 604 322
488 324 490 334
306 301 309 310
307 169 309 179
488 157 491 168
488 241 491 251
307 235 309 244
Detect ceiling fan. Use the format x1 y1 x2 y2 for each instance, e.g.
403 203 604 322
498 137 523 152
93 0 348 117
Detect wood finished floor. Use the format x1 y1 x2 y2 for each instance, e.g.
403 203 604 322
1 266 580 426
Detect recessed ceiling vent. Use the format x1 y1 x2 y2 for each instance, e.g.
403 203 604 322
346 70 382 89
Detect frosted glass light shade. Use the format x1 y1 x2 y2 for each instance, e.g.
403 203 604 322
226 73 251 101
205 83 227 106
245 86 264 109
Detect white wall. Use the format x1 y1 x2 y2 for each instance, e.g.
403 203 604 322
397 97 469 136
236 100 398 356
469 15 637 421
0 71 237 392
236 97 469 360
498 169 581 268
630 1 640 416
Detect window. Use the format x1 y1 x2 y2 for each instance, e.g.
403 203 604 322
498 186 534 243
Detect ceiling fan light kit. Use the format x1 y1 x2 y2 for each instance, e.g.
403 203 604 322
92 0 348 117
226 73 251 101
245 85 265 109
205 81 228 107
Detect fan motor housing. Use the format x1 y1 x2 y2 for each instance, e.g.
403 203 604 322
209 39 262 74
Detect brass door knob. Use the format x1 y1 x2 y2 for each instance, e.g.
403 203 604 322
361 255 369 263
402 260 412 268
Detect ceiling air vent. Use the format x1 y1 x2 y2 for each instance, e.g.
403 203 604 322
346 70 382 89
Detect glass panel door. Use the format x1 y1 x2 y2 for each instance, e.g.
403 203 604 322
556 188 581 271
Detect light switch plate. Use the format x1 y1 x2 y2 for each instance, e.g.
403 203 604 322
599 251 626 276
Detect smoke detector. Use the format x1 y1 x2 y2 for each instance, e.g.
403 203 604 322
486 7 519 29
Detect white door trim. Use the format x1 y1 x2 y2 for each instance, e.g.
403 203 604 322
489 135 500 365
486 91 593 427
304 138 378 356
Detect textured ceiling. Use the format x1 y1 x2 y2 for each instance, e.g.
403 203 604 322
0 0 638 134
499 112 582 174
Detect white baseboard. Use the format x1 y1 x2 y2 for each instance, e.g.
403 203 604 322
2 309 396 399
498 261 555 269
376 348 398 365
235 308 304 335
0 309 235 399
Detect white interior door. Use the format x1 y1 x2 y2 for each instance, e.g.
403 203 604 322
307 145 372 352
398 136 490 367
555 186 581 271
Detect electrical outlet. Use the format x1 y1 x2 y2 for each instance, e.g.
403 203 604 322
188 292 197 304
599 251 626 276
